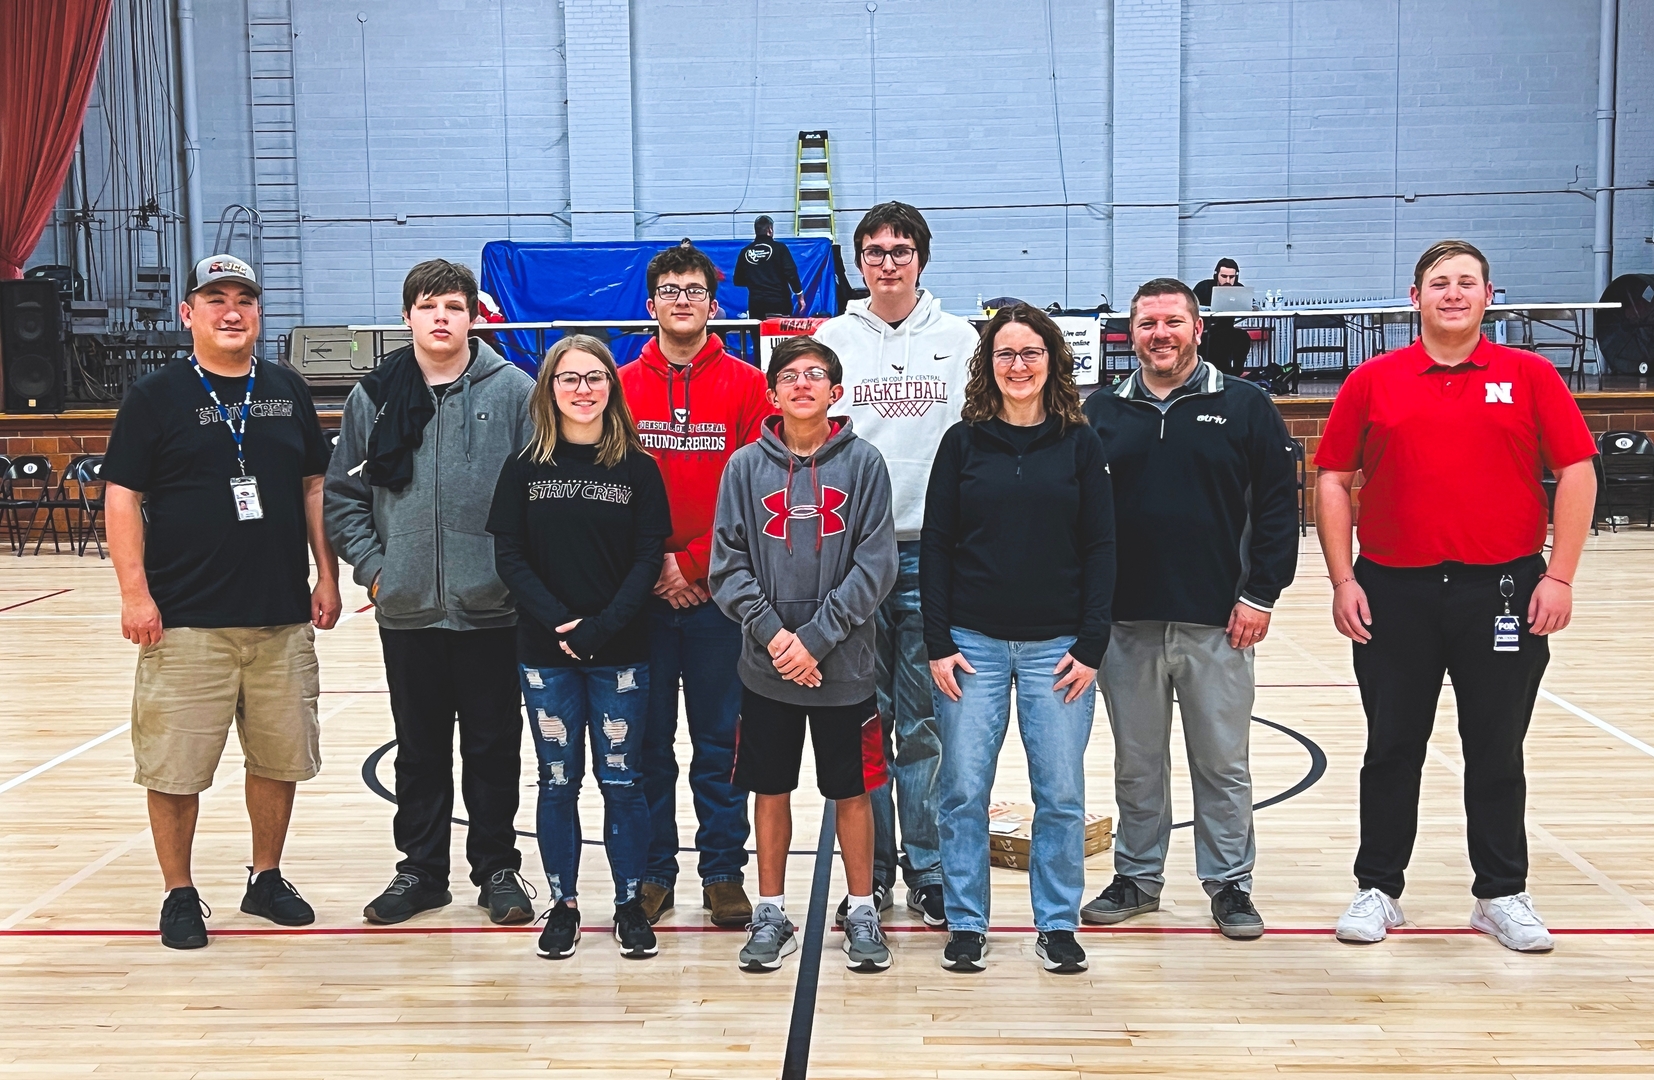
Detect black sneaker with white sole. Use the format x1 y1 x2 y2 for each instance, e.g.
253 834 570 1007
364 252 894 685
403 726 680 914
613 899 658 958
834 882 891 927
941 930 987 972
363 872 453 925
1035 930 1089 973
159 886 210 950
536 904 581 959
239 867 315 926
1210 883 1265 940
906 884 946 927
1080 874 1160 925
478 868 536 926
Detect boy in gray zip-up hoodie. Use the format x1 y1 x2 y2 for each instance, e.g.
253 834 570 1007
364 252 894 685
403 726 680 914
322 260 536 929
710 336 898 973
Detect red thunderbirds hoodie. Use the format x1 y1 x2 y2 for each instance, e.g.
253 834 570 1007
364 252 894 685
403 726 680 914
620 334 773 586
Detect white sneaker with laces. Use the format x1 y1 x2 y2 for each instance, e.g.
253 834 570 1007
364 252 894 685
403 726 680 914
1335 888 1405 943
1470 893 1554 952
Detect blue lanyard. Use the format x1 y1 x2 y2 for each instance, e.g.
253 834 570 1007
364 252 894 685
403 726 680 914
190 357 256 474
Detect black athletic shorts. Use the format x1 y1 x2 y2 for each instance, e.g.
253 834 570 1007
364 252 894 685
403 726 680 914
731 688 888 800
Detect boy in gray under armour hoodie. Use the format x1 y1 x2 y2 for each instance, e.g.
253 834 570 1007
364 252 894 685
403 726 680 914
710 336 898 973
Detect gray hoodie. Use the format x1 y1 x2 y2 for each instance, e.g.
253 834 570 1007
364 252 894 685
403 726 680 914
710 415 898 706
323 339 535 630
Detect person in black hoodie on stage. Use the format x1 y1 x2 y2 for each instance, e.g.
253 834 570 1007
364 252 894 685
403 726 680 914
486 334 673 962
922 303 1115 976
734 216 804 318
1081 277 1298 940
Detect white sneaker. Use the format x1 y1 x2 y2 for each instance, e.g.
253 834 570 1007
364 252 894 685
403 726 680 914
1470 893 1554 953
1335 888 1405 943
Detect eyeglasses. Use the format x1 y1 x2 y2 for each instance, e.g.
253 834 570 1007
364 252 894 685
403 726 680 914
991 347 1049 368
774 367 831 387
654 284 709 302
860 245 917 267
553 370 611 391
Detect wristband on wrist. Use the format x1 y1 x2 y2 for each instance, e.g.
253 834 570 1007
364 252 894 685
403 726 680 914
1330 575 1356 589
1541 574 1572 587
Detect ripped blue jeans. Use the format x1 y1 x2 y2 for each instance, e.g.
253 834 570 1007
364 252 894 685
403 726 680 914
521 662 650 908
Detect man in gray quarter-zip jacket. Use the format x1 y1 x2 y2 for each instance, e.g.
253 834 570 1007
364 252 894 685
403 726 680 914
323 259 537 929
1081 277 1298 942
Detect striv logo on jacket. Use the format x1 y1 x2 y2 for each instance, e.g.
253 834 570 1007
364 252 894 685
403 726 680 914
761 485 848 541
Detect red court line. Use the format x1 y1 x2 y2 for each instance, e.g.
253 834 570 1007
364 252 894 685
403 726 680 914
354 603 374 613
0 589 72 613
4 925 1651 938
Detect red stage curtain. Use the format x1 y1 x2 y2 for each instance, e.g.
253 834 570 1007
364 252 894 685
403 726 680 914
0 0 114 279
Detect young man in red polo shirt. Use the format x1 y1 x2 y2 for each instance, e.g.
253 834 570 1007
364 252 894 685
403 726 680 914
621 243 773 929
1315 239 1597 953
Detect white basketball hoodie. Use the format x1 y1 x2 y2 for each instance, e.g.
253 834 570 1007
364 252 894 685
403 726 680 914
813 289 980 541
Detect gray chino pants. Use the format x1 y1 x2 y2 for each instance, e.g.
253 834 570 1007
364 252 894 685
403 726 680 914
1097 620 1256 897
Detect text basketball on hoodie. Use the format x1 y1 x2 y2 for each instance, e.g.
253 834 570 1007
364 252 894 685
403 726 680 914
811 289 980 541
618 334 774 585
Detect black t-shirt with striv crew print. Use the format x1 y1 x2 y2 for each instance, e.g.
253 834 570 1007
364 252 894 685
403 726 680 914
103 357 331 629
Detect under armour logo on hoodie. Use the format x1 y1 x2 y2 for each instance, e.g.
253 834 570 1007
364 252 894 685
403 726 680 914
761 486 848 541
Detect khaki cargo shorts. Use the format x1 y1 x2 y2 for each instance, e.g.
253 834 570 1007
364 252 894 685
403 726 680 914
131 624 321 795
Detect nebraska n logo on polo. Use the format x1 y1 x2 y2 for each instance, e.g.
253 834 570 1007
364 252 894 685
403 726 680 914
761 486 848 540
1485 382 1513 404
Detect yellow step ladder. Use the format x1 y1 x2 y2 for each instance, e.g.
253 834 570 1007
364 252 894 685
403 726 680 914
794 130 835 238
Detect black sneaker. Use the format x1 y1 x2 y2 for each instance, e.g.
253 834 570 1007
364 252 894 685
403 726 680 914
363 872 453 925
834 882 892 928
159 887 210 950
941 930 987 972
478 868 536 926
1211 883 1265 940
1080 873 1160 925
536 904 581 959
906 884 947 927
1035 930 1089 973
613 899 658 959
239 867 315 926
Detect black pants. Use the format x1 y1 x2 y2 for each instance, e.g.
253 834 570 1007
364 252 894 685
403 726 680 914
380 626 523 888
1351 555 1549 900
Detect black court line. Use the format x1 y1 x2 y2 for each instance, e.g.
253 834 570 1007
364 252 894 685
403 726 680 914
1170 716 1328 830
781 800 837 1080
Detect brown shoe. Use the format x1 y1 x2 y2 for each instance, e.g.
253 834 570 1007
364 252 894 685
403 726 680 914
639 882 674 925
702 881 753 927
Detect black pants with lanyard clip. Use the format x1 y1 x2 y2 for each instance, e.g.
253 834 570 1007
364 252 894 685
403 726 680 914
1350 554 1549 900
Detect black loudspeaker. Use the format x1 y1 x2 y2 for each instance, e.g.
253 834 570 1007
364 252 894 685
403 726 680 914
2 279 66 413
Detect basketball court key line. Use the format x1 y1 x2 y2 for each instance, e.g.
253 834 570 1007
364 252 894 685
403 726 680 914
1539 688 1654 759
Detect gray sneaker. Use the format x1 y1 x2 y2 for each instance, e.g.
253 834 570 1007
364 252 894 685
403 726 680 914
841 904 891 973
1080 874 1160 925
738 903 798 972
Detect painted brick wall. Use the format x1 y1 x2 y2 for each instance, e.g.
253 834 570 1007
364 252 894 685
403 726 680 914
1113 0 1181 298
1614 0 1654 278
565 0 636 240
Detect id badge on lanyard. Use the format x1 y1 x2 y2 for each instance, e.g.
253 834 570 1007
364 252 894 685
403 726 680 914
191 357 262 521
1493 574 1520 652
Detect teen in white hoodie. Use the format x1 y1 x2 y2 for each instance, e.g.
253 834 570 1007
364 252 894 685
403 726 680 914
811 201 980 926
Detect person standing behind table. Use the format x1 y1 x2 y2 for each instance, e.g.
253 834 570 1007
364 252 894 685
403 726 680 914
710 336 898 974
735 215 805 318
1081 277 1299 940
486 335 673 961
812 201 980 929
104 254 341 950
922 303 1116 975
1317 239 1597 953
621 242 775 929
1192 259 1251 376
324 259 538 928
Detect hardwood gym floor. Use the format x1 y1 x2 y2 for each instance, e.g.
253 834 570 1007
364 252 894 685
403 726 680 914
3 531 1654 1078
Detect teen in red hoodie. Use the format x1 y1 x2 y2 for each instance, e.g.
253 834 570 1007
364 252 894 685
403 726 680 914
619 243 772 929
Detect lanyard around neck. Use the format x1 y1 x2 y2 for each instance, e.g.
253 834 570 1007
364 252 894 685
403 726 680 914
190 357 256 474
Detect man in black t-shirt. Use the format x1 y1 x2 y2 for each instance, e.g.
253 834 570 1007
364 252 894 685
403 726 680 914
104 254 341 951
734 216 804 318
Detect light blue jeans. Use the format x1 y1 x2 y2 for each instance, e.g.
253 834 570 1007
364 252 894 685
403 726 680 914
935 627 1096 933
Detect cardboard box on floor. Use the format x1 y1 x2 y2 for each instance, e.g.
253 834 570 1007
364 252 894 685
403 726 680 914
987 801 1111 870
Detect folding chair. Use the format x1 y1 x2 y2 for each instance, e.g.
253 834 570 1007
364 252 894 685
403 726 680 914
1291 438 1308 536
27 454 89 555
1595 430 1654 531
3 455 52 556
70 456 107 558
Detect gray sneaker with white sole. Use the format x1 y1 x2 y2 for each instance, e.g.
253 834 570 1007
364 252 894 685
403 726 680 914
739 902 798 972
841 904 891 972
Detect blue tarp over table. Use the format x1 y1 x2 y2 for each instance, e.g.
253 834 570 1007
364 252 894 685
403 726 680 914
479 238 838 373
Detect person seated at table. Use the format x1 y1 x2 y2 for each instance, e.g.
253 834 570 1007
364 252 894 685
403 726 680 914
1194 260 1251 376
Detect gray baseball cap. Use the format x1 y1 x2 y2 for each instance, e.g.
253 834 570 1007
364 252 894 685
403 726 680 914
185 254 261 296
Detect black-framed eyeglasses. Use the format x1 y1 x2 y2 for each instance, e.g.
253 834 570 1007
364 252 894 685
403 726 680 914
553 370 611 391
991 347 1048 367
774 367 831 387
654 284 709 302
860 245 917 267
